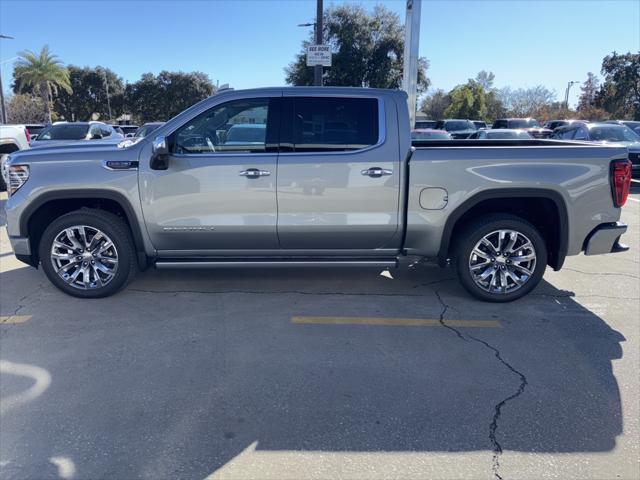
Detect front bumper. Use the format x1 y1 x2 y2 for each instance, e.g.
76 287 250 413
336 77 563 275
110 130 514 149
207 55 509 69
584 222 629 256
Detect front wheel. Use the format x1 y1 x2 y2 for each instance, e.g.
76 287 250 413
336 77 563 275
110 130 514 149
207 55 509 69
39 209 136 298
455 214 547 302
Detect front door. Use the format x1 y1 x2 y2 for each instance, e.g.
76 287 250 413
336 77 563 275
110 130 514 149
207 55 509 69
139 96 280 253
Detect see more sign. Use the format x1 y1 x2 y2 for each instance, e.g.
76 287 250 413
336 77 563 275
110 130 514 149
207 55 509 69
306 45 332 67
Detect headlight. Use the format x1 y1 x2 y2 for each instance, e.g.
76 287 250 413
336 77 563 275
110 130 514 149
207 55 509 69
8 165 29 196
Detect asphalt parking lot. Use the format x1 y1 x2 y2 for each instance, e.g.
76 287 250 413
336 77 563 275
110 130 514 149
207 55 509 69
1 188 638 480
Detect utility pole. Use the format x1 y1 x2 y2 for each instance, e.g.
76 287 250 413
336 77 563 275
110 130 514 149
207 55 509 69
0 34 14 124
314 0 323 86
402 0 421 128
564 80 579 110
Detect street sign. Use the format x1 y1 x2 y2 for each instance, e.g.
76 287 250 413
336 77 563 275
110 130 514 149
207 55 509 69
306 45 331 67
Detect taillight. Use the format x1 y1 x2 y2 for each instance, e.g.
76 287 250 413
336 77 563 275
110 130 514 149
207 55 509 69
611 159 632 207
24 127 31 144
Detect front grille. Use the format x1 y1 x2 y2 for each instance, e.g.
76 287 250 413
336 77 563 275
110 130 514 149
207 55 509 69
629 152 640 166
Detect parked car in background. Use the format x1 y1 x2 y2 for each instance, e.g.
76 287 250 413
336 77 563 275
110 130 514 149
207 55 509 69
30 122 123 148
467 129 532 139
24 123 46 141
434 119 477 139
493 118 553 138
117 125 139 137
543 119 580 131
552 122 640 177
414 119 436 129
605 120 640 135
134 122 164 138
472 120 487 129
111 125 125 136
411 129 452 141
0 124 31 191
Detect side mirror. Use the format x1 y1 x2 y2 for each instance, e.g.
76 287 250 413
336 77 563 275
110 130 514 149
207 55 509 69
150 135 170 170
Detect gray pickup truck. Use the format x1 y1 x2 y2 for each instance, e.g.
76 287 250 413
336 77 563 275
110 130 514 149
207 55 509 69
4 87 633 301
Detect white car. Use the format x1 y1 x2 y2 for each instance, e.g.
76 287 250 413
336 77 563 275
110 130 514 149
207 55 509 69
0 124 31 191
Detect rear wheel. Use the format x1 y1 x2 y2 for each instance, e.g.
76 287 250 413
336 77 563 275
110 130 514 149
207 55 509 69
455 214 547 302
39 210 136 298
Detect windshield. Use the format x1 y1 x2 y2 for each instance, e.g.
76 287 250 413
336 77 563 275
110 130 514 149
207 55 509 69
37 124 89 141
444 120 475 131
411 130 451 140
589 125 640 142
134 124 162 138
509 119 540 128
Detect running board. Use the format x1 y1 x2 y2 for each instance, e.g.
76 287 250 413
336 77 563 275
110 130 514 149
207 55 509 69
155 258 398 269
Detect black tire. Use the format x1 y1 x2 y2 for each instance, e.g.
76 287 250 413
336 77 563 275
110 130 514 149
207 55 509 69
455 213 547 302
39 209 137 298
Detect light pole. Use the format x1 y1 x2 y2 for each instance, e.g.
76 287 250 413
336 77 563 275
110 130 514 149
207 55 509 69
101 68 112 122
297 1 324 85
402 0 422 128
564 80 580 110
0 34 15 124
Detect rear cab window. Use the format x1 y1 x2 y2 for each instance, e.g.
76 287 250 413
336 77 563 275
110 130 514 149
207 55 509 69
281 96 380 152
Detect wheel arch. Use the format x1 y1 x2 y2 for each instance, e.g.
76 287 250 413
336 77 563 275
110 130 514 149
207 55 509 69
19 190 148 268
438 188 569 270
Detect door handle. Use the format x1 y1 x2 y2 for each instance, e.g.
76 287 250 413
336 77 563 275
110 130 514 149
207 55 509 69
361 167 393 178
239 168 271 178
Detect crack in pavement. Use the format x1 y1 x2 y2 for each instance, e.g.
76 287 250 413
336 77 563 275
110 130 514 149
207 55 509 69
434 289 527 480
562 267 639 279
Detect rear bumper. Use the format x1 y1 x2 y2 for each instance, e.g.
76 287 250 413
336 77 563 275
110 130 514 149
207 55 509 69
584 222 628 256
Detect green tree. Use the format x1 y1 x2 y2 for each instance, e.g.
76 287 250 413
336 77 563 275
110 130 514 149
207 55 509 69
127 71 214 123
419 89 451 119
577 72 599 112
13 45 71 123
444 81 487 120
285 4 429 92
595 51 640 120
52 65 125 121
475 70 495 90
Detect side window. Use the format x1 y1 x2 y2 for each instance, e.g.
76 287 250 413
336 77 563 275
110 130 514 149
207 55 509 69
291 97 379 152
101 126 112 137
173 98 270 154
493 120 506 129
573 127 588 140
89 125 101 138
562 129 577 140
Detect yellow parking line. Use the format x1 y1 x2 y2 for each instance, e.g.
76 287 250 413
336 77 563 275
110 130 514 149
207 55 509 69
0 315 32 324
291 316 501 328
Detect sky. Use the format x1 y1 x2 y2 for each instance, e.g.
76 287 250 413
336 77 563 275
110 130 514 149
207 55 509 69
0 0 638 108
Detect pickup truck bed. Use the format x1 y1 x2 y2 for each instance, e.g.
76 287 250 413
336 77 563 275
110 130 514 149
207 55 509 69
4 87 632 301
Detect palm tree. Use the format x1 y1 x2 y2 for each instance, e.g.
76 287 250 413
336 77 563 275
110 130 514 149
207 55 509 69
13 45 71 123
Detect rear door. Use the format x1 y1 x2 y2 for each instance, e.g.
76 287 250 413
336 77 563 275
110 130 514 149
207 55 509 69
276 94 402 251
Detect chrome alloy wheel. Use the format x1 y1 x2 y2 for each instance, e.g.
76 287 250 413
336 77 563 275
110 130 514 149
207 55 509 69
468 229 537 294
50 225 119 290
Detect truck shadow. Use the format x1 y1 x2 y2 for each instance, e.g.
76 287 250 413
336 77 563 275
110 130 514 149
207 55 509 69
0 264 626 478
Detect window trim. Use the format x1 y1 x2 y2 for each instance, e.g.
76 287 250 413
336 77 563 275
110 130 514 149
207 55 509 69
278 96 386 156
